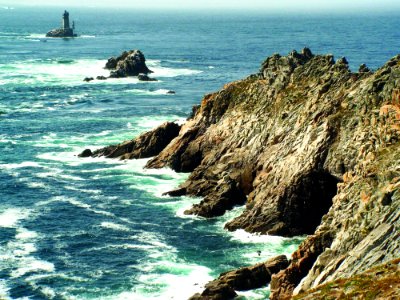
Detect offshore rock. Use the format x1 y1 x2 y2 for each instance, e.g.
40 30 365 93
90 49 400 298
106 50 153 78
81 122 180 159
46 28 76 38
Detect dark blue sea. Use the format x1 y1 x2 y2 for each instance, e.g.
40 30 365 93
0 6 399 299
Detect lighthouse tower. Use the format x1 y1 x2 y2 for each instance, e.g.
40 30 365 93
46 10 76 37
62 10 70 30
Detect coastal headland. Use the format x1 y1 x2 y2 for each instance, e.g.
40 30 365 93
81 48 400 299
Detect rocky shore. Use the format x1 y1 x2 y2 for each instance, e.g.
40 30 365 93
81 48 400 299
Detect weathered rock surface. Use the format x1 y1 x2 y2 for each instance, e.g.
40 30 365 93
86 49 400 298
80 122 181 159
292 258 400 300
190 255 288 300
106 50 153 78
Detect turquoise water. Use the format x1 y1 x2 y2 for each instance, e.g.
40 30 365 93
1 7 399 300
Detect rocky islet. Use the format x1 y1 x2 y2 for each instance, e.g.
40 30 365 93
83 49 158 82
81 48 400 298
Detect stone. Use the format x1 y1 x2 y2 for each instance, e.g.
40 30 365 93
167 90 176 94
137 74 157 81
78 149 93 157
106 50 153 78
96 76 107 80
83 77 94 82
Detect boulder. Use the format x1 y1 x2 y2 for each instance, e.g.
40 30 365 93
106 50 153 78
83 77 94 82
78 149 93 158
96 76 107 80
138 74 157 81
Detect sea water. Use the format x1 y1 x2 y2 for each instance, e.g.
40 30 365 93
0 6 399 300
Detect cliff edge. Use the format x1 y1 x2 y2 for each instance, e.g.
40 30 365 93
82 48 400 298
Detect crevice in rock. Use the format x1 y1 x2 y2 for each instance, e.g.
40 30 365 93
279 170 339 235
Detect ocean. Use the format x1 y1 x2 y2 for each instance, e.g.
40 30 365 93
0 6 399 300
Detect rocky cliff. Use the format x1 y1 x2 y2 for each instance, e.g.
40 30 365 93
83 48 400 298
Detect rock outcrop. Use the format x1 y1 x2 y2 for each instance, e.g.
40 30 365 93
46 28 76 38
106 50 153 78
80 122 180 159
190 255 288 300
84 49 400 298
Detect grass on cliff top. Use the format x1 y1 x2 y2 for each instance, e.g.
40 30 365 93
293 258 400 300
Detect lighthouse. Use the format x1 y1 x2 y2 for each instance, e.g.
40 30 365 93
46 10 77 37
62 10 70 30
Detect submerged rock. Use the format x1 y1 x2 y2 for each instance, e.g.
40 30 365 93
106 50 153 78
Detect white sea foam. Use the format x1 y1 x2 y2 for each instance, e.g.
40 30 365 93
147 60 202 78
26 181 47 189
0 208 31 228
100 222 130 231
125 88 174 96
0 58 109 86
236 287 271 299
0 161 41 170
11 259 55 278
0 280 11 300
15 228 38 240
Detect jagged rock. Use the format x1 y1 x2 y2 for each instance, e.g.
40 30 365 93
106 50 153 78
358 63 370 73
137 74 157 81
84 122 181 159
83 77 94 82
190 255 288 300
96 76 107 80
270 231 333 299
91 49 400 298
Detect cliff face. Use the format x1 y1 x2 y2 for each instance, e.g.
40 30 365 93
88 49 400 298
